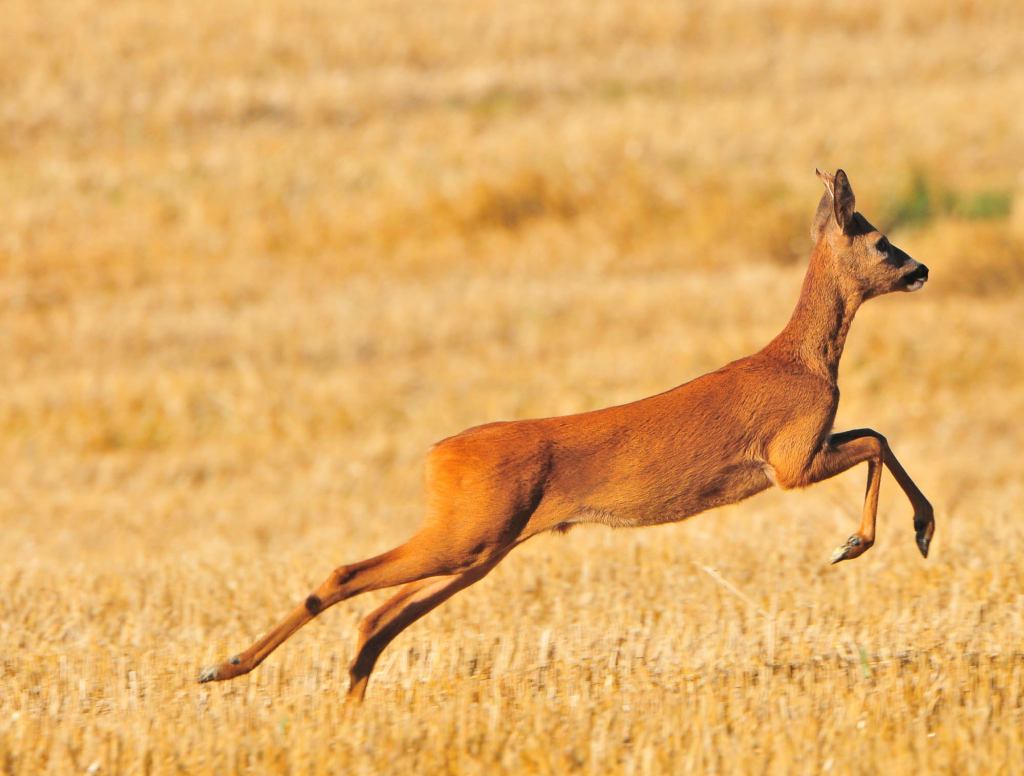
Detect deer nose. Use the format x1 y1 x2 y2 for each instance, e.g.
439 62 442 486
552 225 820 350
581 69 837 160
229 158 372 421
901 262 929 291
906 263 928 281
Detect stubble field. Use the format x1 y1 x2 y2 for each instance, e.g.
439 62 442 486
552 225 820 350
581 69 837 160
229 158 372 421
2 1 1024 773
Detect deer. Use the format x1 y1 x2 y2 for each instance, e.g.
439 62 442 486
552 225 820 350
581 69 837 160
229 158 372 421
199 168 935 699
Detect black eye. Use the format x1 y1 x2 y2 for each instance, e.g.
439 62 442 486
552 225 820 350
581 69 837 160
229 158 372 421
875 237 890 256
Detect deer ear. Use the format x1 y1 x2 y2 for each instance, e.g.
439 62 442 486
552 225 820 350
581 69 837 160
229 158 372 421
815 168 836 200
832 169 856 234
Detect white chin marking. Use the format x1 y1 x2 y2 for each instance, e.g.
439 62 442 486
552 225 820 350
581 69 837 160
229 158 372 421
906 280 925 292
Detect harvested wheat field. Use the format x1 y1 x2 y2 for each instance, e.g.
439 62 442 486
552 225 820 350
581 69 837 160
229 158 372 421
3 0 1024 773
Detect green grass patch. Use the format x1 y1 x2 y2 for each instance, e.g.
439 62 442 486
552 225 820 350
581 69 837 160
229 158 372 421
884 169 1013 229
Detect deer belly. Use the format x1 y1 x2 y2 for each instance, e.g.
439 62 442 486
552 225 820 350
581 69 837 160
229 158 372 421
573 461 772 528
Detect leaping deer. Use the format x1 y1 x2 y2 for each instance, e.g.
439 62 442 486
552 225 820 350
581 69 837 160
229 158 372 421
199 168 934 699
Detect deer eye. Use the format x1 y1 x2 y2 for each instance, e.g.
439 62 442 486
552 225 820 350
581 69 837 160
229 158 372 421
874 237 890 257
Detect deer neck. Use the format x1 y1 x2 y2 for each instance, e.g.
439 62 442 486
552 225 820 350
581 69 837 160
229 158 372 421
768 243 862 383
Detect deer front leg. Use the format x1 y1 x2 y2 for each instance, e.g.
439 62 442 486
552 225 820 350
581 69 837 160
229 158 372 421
771 428 934 564
804 431 884 564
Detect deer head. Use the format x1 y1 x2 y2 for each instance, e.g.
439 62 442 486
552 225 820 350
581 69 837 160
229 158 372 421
812 168 929 300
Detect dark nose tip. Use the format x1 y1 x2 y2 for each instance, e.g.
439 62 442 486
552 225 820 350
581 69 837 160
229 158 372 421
918 264 929 280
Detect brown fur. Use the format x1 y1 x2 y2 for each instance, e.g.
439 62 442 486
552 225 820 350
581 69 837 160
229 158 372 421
199 169 935 698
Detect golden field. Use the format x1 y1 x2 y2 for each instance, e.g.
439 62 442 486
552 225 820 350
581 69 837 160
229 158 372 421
2 0 1024 772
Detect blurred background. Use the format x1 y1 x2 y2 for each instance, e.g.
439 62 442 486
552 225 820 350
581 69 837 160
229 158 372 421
2 1 1023 773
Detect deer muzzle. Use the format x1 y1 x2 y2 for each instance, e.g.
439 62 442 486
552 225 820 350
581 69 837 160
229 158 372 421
901 263 929 292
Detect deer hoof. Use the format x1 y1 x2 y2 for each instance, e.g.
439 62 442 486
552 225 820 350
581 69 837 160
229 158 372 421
198 654 245 683
915 523 933 559
829 535 865 565
198 664 221 683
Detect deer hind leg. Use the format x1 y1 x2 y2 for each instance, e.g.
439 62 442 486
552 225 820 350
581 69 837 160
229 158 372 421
347 549 510 701
198 526 508 685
